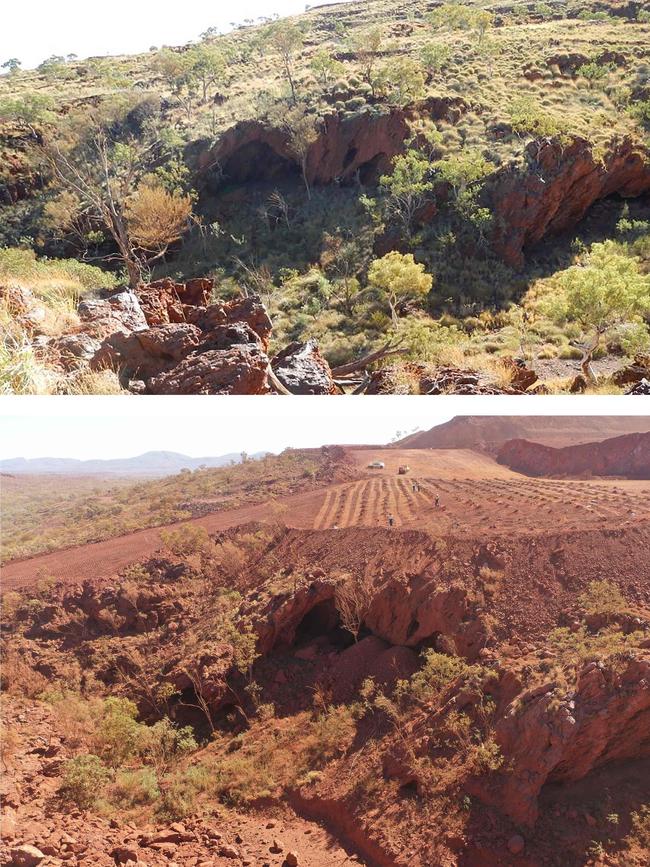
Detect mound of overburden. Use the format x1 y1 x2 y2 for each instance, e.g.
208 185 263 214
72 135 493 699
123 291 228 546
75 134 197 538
498 431 650 479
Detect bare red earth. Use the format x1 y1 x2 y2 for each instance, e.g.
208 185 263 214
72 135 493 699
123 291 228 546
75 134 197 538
4 448 649 590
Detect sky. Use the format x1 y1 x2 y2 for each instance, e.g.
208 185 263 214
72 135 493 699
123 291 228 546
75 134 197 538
1 0 355 70
0 395 636 461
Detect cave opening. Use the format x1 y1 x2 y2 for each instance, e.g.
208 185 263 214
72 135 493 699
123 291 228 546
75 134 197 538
524 191 650 278
210 141 300 190
170 685 212 732
416 631 442 651
171 686 247 738
343 145 359 170
358 152 389 185
399 779 420 799
293 598 356 651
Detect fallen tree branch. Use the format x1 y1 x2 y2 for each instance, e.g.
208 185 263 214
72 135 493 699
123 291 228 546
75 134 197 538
331 341 407 377
352 376 372 395
266 365 293 395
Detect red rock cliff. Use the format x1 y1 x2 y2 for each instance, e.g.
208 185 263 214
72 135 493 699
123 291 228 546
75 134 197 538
497 431 650 479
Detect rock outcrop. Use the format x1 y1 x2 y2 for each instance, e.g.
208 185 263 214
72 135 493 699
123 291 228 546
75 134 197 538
77 290 149 334
82 280 275 394
490 136 650 267
136 277 213 325
255 570 490 662
148 344 270 395
198 112 650 272
477 655 650 826
497 431 650 479
197 97 468 190
612 353 650 388
52 278 351 395
364 362 529 395
627 378 650 395
271 339 338 395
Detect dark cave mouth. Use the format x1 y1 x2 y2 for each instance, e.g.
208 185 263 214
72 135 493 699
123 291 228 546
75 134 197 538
208 141 300 191
293 598 358 651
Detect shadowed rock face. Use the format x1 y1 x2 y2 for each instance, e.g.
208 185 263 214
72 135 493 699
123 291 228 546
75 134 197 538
196 97 469 190
497 431 650 479
490 136 650 267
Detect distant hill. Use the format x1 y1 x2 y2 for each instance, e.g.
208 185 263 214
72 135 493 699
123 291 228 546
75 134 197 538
497 432 650 480
0 450 268 477
395 417 650 455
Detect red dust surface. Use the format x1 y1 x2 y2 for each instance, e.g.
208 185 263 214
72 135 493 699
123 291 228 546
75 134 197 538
3 447 649 590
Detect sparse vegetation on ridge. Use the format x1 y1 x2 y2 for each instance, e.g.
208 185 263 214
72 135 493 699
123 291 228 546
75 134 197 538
1 0 649 393
1 448 334 563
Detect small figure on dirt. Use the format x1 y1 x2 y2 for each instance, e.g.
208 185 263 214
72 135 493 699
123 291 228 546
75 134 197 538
435 495 440 508
412 481 418 493
388 514 395 528
333 523 339 530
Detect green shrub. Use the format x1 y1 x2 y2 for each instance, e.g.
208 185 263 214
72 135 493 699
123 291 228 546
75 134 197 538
403 650 488 705
508 96 568 138
155 780 197 821
94 697 143 767
345 96 367 111
60 754 110 808
576 61 611 82
397 316 463 363
577 10 611 21
629 99 650 128
309 705 356 764
471 736 504 772
141 717 198 773
548 625 642 663
578 580 627 616
558 345 582 359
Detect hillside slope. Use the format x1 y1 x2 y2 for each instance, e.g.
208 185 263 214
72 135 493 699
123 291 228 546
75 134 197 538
397 415 650 454
1 0 649 394
3 513 650 865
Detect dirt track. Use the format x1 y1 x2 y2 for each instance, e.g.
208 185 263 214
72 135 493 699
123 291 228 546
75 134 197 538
347 447 521 478
3 448 649 590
